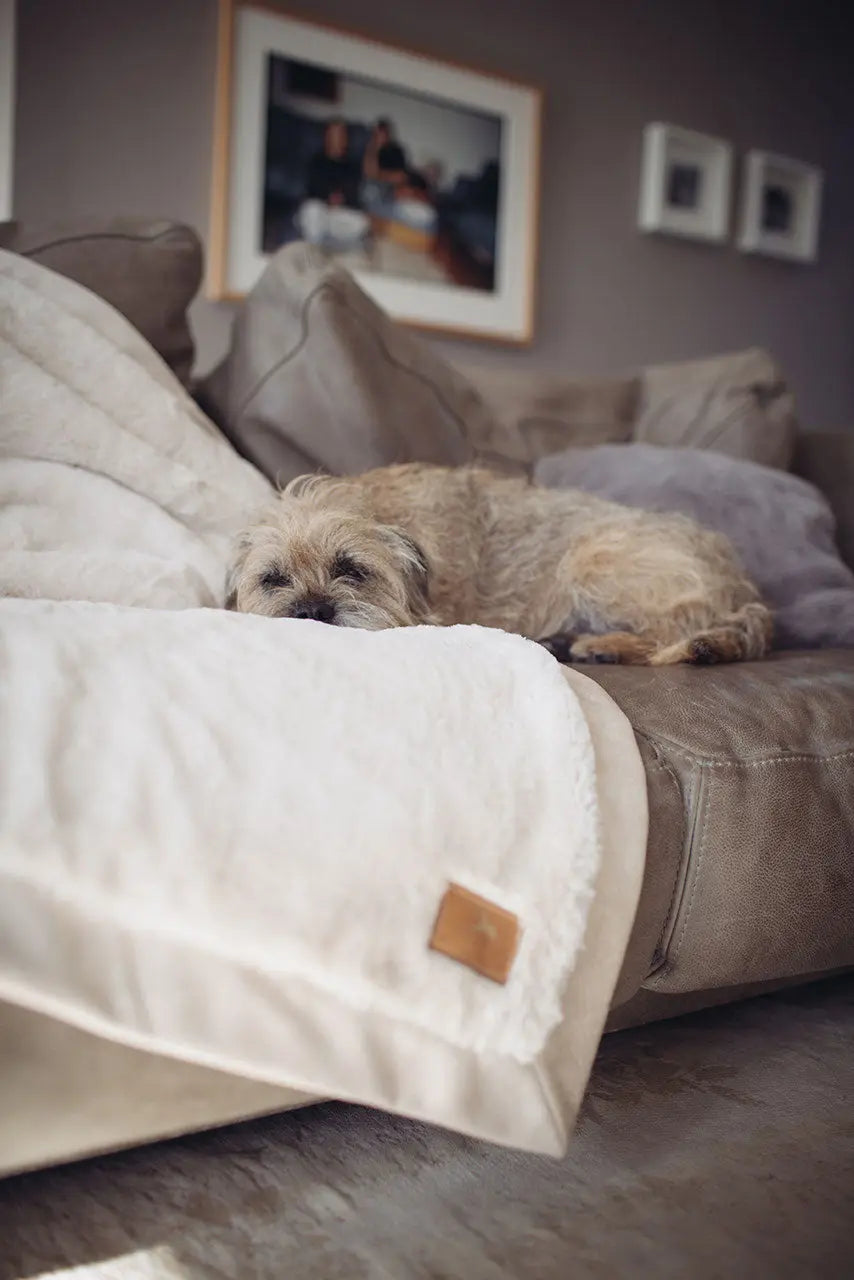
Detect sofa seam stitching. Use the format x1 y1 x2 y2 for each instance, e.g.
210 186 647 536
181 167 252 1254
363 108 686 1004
647 763 705 984
669 766 714 968
20 229 195 256
635 736 686 973
633 734 854 768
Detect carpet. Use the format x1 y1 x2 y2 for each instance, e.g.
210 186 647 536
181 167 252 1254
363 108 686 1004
1 977 852 1279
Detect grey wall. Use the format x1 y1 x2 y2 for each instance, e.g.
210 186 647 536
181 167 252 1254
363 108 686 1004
14 0 854 427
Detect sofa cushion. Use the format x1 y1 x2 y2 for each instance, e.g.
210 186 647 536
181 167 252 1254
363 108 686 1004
535 443 854 650
634 347 798 470
7 218 202 386
455 364 639 469
196 242 485 483
585 651 854 1003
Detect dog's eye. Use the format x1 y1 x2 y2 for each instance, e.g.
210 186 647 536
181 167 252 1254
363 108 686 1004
331 554 368 583
259 567 291 590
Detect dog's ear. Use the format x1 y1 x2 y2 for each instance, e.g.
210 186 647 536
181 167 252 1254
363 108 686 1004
224 530 252 610
382 526 432 620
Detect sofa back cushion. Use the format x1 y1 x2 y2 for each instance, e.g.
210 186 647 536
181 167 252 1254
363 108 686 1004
456 364 638 468
7 218 202 386
634 347 798 470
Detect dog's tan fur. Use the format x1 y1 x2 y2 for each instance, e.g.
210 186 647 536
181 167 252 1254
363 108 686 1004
228 464 772 665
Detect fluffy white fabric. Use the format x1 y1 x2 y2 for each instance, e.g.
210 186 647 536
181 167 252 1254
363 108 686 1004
0 599 598 1064
0 250 271 608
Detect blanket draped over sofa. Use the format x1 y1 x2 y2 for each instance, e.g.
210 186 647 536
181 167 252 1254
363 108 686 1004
0 248 648 1162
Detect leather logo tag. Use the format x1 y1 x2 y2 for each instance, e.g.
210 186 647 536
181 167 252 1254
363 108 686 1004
429 883 521 984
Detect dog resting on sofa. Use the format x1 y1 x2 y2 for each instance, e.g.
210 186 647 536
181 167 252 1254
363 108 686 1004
227 463 772 666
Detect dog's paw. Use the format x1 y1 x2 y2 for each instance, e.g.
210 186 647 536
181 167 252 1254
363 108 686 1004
687 638 722 665
537 634 576 664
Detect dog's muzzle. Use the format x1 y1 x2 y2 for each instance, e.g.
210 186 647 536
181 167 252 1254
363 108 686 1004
291 598 336 624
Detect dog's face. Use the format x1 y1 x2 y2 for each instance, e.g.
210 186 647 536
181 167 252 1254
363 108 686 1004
227 477 432 630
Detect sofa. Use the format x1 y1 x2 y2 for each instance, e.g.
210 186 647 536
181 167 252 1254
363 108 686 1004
1 217 853 1277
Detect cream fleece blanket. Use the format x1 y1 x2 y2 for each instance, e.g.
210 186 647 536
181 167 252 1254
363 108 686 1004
0 250 647 1155
0 599 598 1060
0 249 271 606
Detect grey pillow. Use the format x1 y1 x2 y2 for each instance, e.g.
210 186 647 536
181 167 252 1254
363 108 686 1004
535 443 854 650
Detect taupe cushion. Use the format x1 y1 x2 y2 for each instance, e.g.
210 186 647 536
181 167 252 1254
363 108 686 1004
585 651 854 1005
7 218 202 386
197 243 484 483
456 364 639 468
635 347 798 470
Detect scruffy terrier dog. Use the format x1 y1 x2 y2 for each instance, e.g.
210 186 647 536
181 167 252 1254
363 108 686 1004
227 464 772 665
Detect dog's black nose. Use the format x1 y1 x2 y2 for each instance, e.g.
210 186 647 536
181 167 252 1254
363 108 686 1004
292 599 336 623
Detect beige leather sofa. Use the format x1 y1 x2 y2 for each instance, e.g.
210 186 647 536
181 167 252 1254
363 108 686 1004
2 217 852 1177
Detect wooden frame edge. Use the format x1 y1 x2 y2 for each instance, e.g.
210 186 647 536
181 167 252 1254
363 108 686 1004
207 0 236 300
521 86 544 346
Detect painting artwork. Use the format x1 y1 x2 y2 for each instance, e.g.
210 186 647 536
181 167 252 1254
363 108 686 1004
210 2 541 342
262 55 503 294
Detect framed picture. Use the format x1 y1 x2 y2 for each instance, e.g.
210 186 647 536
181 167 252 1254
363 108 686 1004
209 0 541 344
737 150 823 263
637 123 732 243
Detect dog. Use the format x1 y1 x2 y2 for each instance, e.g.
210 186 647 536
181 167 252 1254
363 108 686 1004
226 463 772 665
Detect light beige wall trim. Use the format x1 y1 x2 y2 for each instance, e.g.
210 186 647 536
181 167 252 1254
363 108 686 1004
0 0 15 220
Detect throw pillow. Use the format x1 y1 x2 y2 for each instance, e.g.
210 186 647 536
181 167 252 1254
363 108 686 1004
457 364 639 468
7 217 202 386
535 443 854 649
635 348 798 471
196 243 487 484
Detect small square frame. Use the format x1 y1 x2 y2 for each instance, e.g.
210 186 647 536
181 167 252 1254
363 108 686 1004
638 123 732 244
737 150 823 264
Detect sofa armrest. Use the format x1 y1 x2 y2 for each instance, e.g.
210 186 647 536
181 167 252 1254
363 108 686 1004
584 652 854 1003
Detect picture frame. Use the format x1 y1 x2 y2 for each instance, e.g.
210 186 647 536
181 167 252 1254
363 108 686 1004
209 0 542 344
736 150 823 264
637 123 732 244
